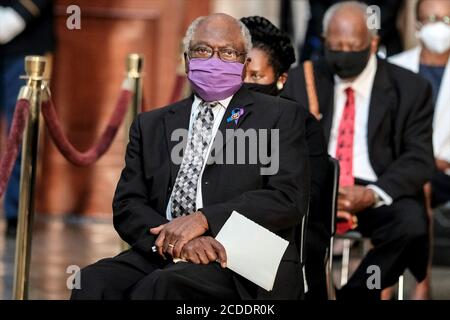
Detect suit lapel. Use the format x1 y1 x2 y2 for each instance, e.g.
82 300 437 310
367 60 396 145
163 88 254 182
163 96 194 186
210 86 254 162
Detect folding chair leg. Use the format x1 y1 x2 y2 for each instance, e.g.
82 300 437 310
327 237 335 299
398 275 404 300
340 239 351 287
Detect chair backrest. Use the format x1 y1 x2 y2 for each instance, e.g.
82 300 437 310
299 194 310 294
299 156 340 263
323 157 340 238
299 206 308 266
324 157 340 299
299 156 339 267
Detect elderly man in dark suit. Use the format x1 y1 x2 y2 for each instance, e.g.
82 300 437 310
71 13 310 300
282 1 434 299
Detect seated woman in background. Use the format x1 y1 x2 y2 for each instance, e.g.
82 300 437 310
240 16 330 300
240 16 294 95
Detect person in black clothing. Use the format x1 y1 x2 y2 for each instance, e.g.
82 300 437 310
71 13 310 300
0 0 54 237
282 1 434 300
241 16 330 300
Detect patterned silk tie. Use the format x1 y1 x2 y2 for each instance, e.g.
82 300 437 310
336 87 355 187
170 101 218 217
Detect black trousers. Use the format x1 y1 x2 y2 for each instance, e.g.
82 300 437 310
70 249 239 300
339 197 429 300
432 170 450 207
304 223 329 300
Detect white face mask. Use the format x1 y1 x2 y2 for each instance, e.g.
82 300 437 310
418 22 450 54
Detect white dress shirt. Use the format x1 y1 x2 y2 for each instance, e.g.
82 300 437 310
165 95 232 220
329 54 393 207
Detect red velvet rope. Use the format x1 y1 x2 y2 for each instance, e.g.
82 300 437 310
41 89 133 166
0 99 30 198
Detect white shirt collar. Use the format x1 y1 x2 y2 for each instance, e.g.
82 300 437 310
192 95 233 111
334 54 378 98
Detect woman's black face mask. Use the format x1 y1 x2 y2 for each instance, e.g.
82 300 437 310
242 82 279 96
324 46 371 79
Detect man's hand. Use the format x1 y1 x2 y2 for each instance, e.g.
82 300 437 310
336 211 358 234
150 211 209 259
338 186 376 214
436 159 450 172
181 236 227 268
337 210 354 222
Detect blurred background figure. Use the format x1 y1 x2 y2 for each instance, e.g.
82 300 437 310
241 15 330 300
0 0 54 238
390 0 450 300
282 1 434 299
296 0 404 62
391 0 450 209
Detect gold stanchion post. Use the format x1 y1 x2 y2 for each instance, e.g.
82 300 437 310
13 56 46 300
120 53 144 252
125 53 143 130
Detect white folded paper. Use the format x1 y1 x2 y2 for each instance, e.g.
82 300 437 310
215 211 289 291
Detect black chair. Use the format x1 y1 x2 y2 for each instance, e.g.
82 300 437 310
335 232 405 299
323 157 340 299
299 204 309 296
302 156 341 299
329 169 405 300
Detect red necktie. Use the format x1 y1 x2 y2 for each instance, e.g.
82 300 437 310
336 87 355 187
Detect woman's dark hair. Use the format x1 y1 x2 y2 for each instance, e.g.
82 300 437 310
240 16 296 77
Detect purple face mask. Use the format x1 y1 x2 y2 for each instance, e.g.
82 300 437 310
187 58 244 102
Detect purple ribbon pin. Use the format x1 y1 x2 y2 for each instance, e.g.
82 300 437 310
227 107 245 125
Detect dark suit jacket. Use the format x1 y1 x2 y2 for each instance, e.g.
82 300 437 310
282 58 435 201
113 86 310 299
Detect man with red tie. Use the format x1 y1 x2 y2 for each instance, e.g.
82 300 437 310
282 1 435 299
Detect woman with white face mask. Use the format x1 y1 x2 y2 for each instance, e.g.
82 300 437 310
390 0 450 300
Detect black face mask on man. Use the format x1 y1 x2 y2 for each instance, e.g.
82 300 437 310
324 46 371 79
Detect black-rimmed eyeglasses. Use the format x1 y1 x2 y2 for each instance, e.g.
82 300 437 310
188 45 246 62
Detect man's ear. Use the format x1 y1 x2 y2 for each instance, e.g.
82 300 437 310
184 52 189 74
370 35 380 55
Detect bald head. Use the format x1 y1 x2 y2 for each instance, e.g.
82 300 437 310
417 0 450 22
183 13 252 55
323 1 378 52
